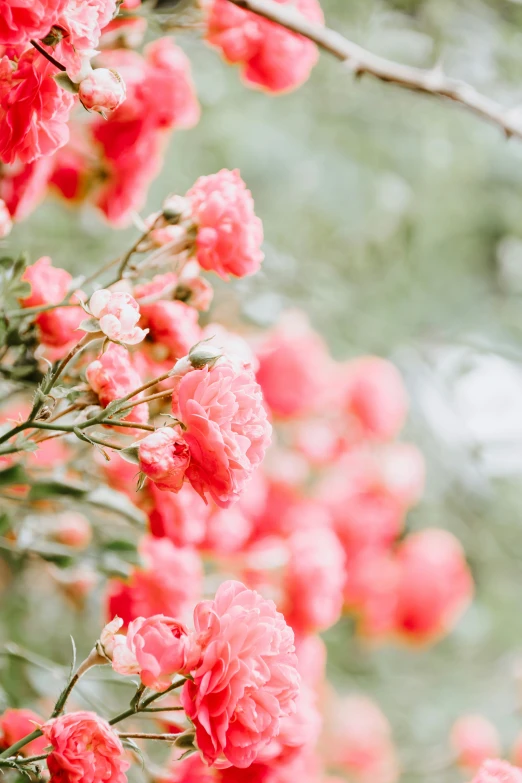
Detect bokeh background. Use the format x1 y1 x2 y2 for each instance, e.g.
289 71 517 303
6 0 522 779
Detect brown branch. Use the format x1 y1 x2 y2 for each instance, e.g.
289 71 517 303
227 0 522 141
30 39 66 72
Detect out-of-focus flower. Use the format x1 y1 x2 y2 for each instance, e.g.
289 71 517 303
79 68 126 115
42 711 129 783
89 289 148 345
471 760 522 783
256 312 333 419
0 0 68 46
181 580 299 768
86 343 149 430
51 511 92 549
0 198 12 237
112 614 200 691
186 169 263 279
393 529 473 644
451 715 501 771
0 50 74 165
171 359 272 507
0 709 47 756
106 536 202 626
0 157 54 220
139 299 202 361
337 356 408 443
147 482 209 548
327 695 399 783
139 428 190 493
203 0 323 93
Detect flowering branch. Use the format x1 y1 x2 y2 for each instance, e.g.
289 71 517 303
227 0 522 141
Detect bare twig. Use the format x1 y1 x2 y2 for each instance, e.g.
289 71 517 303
30 39 66 72
227 0 522 141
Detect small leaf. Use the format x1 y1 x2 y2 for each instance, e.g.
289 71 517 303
136 472 147 492
79 317 101 333
103 539 137 553
54 72 80 94
174 731 196 750
28 480 88 501
119 446 140 465
0 463 28 487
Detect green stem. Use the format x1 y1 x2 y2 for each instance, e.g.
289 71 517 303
109 678 186 727
0 729 43 760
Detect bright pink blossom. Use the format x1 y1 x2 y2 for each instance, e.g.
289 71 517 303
284 527 345 634
147 482 209 548
139 428 190 493
139 299 202 361
89 289 147 345
172 360 272 507
55 0 119 80
106 536 202 626
79 68 126 114
181 580 299 768
0 50 74 165
112 614 200 691
471 760 522 783
256 313 333 419
393 529 473 644
0 0 68 46
451 715 501 771
0 157 54 220
0 709 47 756
0 198 12 238
42 711 129 783
86 343 149 429
186 169 263 279
204 0 323 93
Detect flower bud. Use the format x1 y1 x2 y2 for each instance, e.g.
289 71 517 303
162 195 188 224
97 616 125 661
188 342 222 369
0 199 12 239
79 68 126 115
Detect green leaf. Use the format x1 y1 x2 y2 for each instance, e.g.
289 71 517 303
0 513 10 535
53 72 80 94
79 317 101 333
103 539 138 553
28 480 88 501
0 463 28 488
119 446 140 465
85 487 146 528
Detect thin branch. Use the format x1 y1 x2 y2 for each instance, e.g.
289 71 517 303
30 39 66 72
227 0 522 141
118 733 180 741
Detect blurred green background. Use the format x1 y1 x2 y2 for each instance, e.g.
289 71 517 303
7 0 522 779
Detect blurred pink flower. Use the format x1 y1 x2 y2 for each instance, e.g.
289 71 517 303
186 169 263 279
451 715 501 772
471 760 522 783
43 711 129 783
0 709 47 756
204 0 323 94
181 580 299 768
139 299 201 361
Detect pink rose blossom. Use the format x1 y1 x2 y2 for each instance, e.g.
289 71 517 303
89 289 148 345
112 614 200 691
451 715 501 771
139 299 202 361
0 198 12 238
0 0 69 46
283 527 345 634
393 529 473 644
0 50 74 165
181 580 299 768
42 711 129 783
79 68 126 115
0 156 54 220
55 0 119 80
204 0 323 94
0 709 47 756
147 482 209 548
171 360 272 507
186 169 264 279
20 256 70 307
51 511 92 549
139 428 190 493
471 760 522 783
86 343 149 430
106 536 203 626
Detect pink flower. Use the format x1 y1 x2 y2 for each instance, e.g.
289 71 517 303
256 312 333 419
86 343 149 430
186 169 263 279
106 536 203 627
0 157 54 220
171 360 272 507
338 356 409 442
283 528 345 634
393 529 473 644
143 37 200 130
0 198 12 237
0 0 69 46
139 299 202 361
451 715 501 771
51 511 92 549
0 50 74 165
55 0 119 80
471 760 522 783
181 580 300 768
139 428 190 493
327 695 399 783
204 0 323 93
42 711 129 783
147 482 209 548
112 614 200 691
89 289 148 345
79 69 126 115
20 256 70 307
0 709 47 756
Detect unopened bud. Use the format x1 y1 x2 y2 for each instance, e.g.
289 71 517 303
188 342 222 370
41 25 64 46
162 195 188 224
79 68 126 115
96 616 125 661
